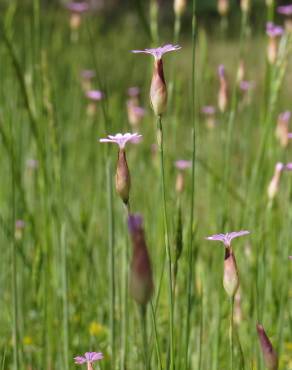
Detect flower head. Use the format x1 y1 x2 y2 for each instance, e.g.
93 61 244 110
218 64 226 79
74 352 103 364
128 87 140 97
86 90 103 101
66 2 89 13
100 133 142 149
175 160 192 170
81 70 95 80
284 163 292 170
202 106 216 115
205 231 250 247
266 22 284 37
277 4 292 16
240 80 255 91
132 44 181 60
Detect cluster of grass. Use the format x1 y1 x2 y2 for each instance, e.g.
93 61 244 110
0 1 292 369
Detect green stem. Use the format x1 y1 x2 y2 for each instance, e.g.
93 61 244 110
156 114 174 370
61 225 69 370
230 296 235 370
150 302 163 370
185 0 197 368
140 305 150 370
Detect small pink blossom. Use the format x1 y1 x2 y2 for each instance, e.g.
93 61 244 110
66 2 89 13
74 351 103 365
175 160 192 170
86 90 103 101
128 87 140 97
218 64 226 79
132 44 181 60
240 80 255 91
266 22 284 37
288 256 292 260
205 231 250 247
81 70 95 79
285 163 292 170
202 106 216 115
277 5 292 15
100 133 142 149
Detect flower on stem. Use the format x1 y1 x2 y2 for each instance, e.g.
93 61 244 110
256 324 278 370
217 65 229 113
174 0 187 17
85 90 103 116
174 160 192 193
15 220 25 241
127 104 146 129
128 214 154 305
202 106 216 129
276 111 291 147
74 352 103 370
236 60 245 83
206 231 250 297
266 22 284 64
132 44 181 116
278 5 292 32
66 2 89 31
80 70 95 91
100 133 142 205
240 0 250 13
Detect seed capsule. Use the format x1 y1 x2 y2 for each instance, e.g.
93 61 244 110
223 247 239 298
150 59 167 116
115 149 131 205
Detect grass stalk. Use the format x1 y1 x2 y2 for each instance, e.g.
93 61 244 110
230 296 235 370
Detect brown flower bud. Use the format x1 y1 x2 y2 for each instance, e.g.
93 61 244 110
115 149 131 205
256 324 278 370
128 215 154 305
70 13 81 30
223 247 239 298
150 59 167 116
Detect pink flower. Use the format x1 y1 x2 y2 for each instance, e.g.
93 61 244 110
285 163 292 170
128 87 140 97
74 352 103 364
202 106 216 115
205 231 250 247
277 4 292 15
85 90 103 101
132 44 181 60
80 70 95 79
288 256 292 260
266 22 284 37
66 2 89 13
100 133 142 149
240 80 255 91
218 64 226 79
174 160 192 170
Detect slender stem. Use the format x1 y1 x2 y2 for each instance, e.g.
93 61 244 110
61 225 69 370
174 15 181 44
156 114 174 370
107 158 116 366
150 302 163 370
230 296 235 370
140 305 150 370
185 0 196 368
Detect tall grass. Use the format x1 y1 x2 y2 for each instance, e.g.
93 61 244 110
0 1 292 370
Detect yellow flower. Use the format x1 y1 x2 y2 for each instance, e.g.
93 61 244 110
89 321 106 337
23 336 33 346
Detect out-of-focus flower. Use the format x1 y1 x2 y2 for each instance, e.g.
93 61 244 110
128 214 154 305
85 90 103 116
128 86 140 98
218 65 229 113
278 5 292 31
267 162 284 200
74 352 103 369
89 321 106 337
127 103 146 128
174 160 192 193
174 0 187 16
236 60 245 83
266 22 284 64
26 159 39 170
239 80 255 92
132 44 181 116
256 324 278 370
217 0 229 17
206 231 250 297
276 111 291 147
202 106 216 129
100 133 142 205
23 336 33 346
80 69 95 91
288 256 292 260
15 220 25 241
66 2 89 33
240 0 250 13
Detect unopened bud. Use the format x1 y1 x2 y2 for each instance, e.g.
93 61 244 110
267 162 284 200
175 172 185 193
127 102 145 128
115 149 131 205
237 60 245 83
276 111 290 147
218 0 229 16
128 214 154 305
256 324 278 370
267 37 278 64
223 247 239 298
70 13 81 30
240 0 250 13
218 65 229 112
150 59 167 116
174 0 187 16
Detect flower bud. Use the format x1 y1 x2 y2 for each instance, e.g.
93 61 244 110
276 111 290 147
150 59 167 116
128 215 154 305
267 163 284 200
256 324 278 370
218 84 228 113
70 13 81 30
223 247 239 298
174 0 187 16
115 149 131 205
267 37 278 64
218 0 229 17
127 102 145 128
175 171 185 193
240 0 250 13
236 60 245 83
